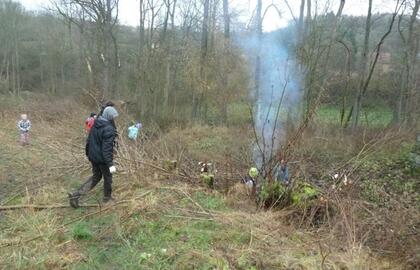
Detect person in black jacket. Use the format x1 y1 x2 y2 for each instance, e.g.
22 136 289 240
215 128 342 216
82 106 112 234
68 106 119 208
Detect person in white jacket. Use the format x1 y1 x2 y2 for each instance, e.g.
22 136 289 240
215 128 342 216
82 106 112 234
17 114 31 146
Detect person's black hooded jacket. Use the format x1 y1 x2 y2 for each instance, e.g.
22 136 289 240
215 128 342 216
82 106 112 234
85 116 116 166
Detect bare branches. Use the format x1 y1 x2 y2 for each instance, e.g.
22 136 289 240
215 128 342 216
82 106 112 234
262 3 282 23
349 0 406 127
281 0 298 24
362 0 405 97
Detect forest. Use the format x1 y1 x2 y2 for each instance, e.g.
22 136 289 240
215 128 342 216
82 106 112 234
0 0 419 269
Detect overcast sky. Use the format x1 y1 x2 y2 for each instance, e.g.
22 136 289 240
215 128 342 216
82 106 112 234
17 0 397 32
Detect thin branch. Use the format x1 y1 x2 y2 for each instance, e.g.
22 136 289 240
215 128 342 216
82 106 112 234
281 0 298 24
262 3 282 23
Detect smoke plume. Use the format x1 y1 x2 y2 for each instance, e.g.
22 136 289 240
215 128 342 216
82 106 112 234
235 29 301 170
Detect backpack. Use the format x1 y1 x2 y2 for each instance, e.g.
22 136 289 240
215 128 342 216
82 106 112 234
86 117 95 132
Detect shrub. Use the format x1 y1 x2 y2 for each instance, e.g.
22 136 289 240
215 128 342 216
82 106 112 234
257 181 319 209
290 183 319 206
201 173 215 188
257 181 288 208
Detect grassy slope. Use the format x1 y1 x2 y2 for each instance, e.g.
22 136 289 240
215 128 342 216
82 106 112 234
226 102 394 128
316 106 393 128
0 101 405 270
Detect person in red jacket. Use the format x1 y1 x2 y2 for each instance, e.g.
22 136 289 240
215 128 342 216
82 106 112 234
85 113 97 133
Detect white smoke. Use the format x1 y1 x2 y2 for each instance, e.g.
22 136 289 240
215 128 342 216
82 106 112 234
235 29 302 170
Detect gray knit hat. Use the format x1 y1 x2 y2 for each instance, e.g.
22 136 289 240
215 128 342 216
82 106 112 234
102 106 119 121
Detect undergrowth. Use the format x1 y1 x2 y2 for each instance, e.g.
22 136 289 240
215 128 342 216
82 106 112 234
0 96 417 269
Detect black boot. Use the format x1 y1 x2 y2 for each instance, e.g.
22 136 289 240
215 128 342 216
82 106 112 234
68 191 81 208
102 196 115 205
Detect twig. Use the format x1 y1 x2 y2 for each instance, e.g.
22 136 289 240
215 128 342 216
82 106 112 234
178 189 210 215
248 229 253 250
164 215 213 221
319 242 329 270
160 186 213 217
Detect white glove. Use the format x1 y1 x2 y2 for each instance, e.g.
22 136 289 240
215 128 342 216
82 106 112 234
109 166 116 174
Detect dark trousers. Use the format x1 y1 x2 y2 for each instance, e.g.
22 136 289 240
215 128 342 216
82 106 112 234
78 163 112 198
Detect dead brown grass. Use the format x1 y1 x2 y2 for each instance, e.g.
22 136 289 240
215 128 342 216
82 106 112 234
0 96 417 269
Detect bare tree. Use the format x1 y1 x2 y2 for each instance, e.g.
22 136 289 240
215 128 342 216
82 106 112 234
397 0 419 125
304 0 311 38
221 0 230 124
254 0 263 103
351 0 373 128
163 0 177 110
350 0 404 128
192 0 210 119
297 0 305 43
0 1 22 95
302 0 345 117
52 0 120 101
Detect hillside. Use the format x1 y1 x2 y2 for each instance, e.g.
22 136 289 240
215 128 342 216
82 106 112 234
0 97 418 269
1 0 419 268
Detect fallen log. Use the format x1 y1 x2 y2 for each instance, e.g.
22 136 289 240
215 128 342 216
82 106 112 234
0 190 152 212
0 204 99 211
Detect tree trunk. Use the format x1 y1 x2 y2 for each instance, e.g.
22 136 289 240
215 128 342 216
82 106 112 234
304 0 311 38
405 0 419 125
193 0 210 120
102 0 114 100
137 0 145 118
223 0 230 38
350 0 401 128
254 0 262 103
297 0 305 44
221 0 230 124
162 1 170 41
209 0 218 54
13 18 20 96
163 0 177 111
139 0 145 53
352 0 372 128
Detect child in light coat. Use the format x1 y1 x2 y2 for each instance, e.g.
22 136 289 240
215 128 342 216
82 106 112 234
128 122 142 141
17 114 31 146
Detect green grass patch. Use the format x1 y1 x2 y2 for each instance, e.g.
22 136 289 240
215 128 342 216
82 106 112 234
316 105 393 127
193 192 226 210
72 221 93 240
191 136 225 152
68 190 236 269
72 215 226 269
1 194 24 205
